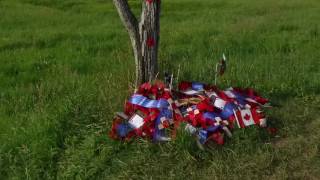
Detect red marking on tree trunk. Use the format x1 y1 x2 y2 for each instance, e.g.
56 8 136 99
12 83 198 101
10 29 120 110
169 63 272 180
146 0 153 4
147 37 155 47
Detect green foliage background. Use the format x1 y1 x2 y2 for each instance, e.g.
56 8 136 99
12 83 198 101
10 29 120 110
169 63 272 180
0 0 319 179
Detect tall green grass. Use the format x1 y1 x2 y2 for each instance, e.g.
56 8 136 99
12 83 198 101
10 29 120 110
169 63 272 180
0 0 319 179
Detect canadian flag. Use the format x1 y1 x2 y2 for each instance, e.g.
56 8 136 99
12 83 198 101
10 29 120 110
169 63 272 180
233 107 266 128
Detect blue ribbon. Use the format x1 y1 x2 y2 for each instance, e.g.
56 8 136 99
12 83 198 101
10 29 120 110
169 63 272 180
192 82 205 91
129 94 169 109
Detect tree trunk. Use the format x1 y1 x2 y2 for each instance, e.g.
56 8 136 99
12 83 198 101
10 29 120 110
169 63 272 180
113 0 161 86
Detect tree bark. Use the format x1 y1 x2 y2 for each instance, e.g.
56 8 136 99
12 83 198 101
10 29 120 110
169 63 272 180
113 0 160 86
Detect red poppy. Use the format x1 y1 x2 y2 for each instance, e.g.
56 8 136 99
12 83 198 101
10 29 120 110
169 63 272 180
162 120 170 128
197 99 214 112
178 81 192 91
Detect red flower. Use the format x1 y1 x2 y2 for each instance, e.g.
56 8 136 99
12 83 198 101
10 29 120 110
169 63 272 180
147 37 155 47
197 99 214 112
137 82 152 95
162 120 170 128
178 81 192 91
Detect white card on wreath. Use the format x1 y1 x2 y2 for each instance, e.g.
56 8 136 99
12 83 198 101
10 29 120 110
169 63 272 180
128 114 144 128
182 90 201 95
213 98 227 109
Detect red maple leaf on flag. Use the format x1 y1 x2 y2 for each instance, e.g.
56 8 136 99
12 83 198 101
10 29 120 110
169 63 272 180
244 114 251 121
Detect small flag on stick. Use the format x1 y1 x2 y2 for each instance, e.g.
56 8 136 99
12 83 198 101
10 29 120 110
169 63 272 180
215 53 227 85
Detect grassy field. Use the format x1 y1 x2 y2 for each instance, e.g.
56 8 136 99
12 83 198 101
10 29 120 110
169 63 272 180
0 0 319 179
